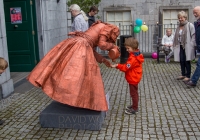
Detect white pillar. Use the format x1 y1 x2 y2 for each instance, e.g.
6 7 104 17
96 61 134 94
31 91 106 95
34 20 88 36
0 1 14 99
35 0 68 58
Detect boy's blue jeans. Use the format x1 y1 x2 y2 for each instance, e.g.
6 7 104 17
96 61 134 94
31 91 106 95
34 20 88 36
191 56 200 84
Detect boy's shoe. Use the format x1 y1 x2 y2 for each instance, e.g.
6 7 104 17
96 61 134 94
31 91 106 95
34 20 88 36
186 80 196 87
126 105 138 112
0 119 4 125
125 108 137 115
126 105 132 110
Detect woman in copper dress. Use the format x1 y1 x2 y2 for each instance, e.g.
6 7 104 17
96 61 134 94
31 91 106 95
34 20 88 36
27 21 120 111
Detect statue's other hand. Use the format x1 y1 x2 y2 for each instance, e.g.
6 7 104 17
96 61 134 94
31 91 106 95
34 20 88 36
102 59 111 67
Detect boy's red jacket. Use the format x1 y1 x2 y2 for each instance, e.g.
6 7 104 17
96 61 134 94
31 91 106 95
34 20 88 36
116 50 144 85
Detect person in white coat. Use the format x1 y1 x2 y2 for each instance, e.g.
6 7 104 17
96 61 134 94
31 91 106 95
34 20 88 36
173 11 196 82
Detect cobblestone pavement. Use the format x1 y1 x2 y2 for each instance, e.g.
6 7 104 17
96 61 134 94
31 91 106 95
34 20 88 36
0 58 200 140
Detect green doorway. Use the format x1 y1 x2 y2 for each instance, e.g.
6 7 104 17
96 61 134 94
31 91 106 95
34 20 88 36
4 0 39 72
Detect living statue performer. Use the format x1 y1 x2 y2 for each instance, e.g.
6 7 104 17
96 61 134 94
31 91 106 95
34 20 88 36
27 21 120 111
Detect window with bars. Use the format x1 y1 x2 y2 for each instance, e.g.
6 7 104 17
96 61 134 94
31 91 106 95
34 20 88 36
107 11 132 36
162 9 188 36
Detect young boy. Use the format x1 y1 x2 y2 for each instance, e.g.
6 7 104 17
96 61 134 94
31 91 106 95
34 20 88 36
0 57 8 125
161 28 174 63
111 37 144 115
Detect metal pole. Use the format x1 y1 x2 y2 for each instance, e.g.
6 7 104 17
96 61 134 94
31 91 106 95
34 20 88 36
157 23 160 63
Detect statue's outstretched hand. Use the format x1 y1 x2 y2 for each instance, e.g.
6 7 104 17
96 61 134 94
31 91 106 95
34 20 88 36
102 58 111 67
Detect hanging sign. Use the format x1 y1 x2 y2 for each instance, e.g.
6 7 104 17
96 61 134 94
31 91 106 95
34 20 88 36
10 7 22 24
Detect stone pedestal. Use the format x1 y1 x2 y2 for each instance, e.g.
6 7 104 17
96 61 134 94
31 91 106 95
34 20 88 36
40 93 110 130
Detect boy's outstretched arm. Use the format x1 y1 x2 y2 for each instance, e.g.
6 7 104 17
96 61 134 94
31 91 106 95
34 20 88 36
115 57 135 72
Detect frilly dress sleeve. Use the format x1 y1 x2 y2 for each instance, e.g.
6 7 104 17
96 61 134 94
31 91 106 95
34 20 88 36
97 24 119 51
93 24 119 63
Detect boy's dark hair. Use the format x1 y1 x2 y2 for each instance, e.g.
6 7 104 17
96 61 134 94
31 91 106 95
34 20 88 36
0 57 8 70
124 37 139 50
89 6 98 12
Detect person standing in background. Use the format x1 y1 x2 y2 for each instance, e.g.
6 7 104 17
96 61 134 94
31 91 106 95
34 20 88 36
69 4 88 32
86 6 99 52
186 6 200 87
87 6 98 27
173 11 196 82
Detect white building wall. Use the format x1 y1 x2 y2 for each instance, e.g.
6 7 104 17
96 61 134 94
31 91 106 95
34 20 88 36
98 0 198 24
36 0 68 58
97 0 198 52
0 0 69 99
0 0 14 99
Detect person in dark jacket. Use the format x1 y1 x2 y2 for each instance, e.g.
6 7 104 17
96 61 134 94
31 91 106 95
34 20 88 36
186 6 200 87
86 6 98 27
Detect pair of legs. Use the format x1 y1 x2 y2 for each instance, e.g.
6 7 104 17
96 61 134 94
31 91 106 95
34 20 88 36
179 46 191 78
129 84 139 111
166 49 173 59
190 56 200 85
163 46 173 62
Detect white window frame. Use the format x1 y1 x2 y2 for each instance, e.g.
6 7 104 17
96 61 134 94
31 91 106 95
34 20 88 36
162 9 188 36
159 6 193 37
106 11 132 36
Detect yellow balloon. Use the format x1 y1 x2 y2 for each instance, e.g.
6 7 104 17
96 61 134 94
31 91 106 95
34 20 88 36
141 25 148 31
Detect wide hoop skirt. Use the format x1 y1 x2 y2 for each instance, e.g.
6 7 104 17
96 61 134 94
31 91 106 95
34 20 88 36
27 36 108 111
